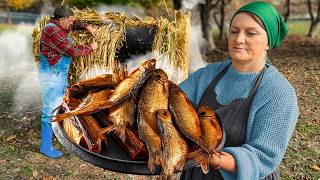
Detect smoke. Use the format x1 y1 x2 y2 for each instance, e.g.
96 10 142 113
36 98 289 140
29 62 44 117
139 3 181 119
0 24 41 113
181 0 205 10
95 4 146 17
189 24 207 73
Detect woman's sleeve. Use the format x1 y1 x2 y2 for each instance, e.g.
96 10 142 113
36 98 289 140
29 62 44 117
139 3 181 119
220 83 299 180
178 68 204 104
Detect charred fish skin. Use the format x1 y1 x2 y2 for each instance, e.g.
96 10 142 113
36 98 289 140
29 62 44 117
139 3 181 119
138 69 169 130
52 89 113 122
108 59 157 106
108 95 137 142
168 82 213 155
136 68 169 172
156 109 188 179
137 107 162 173
72 74 118 91
197 105 223 149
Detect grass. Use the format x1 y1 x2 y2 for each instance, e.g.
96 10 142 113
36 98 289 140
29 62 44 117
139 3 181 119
0 24 16 32
286 19 320 36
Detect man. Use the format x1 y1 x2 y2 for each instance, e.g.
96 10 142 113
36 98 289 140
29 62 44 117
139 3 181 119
38 5 98 158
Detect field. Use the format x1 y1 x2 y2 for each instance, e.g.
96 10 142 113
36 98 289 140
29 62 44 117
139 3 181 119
0 20 319 179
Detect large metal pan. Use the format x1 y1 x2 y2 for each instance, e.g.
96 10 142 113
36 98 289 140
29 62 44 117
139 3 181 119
52 110 226 175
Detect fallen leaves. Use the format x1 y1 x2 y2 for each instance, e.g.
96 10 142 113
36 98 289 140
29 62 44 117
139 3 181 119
308 164 320 171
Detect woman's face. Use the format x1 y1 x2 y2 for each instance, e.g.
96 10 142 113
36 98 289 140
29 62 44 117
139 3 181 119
228 13 268 64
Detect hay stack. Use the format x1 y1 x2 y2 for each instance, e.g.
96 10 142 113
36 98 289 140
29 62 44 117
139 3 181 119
32 9 190 84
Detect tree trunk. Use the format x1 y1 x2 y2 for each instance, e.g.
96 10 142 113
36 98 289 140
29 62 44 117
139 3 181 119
283 0 290 23
307 0 320 37
218 0 225 40
200 0 219 51
308 21 320 38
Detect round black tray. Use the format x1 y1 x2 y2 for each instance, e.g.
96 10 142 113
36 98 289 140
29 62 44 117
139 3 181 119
52 114 226 175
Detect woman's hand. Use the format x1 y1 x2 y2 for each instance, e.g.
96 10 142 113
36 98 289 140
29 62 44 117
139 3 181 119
209 151 237 174
86 25 98 38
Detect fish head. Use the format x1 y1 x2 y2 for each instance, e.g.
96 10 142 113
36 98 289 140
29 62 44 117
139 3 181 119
151 69 168 82
169 81 179 92
156 109 172 136
197 105 215 118
141 59 157 70
156 109 172 124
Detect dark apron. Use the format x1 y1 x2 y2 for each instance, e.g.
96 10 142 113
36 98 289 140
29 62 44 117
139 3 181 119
180 63 280 180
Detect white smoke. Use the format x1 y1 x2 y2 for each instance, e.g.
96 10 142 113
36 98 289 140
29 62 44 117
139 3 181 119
0 24 41 113
181 0 205 10
125 52 154 73
189 24 207 73
95 4 146 17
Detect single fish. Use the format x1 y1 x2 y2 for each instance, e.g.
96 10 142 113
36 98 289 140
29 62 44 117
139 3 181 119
137 69 169 172
137 109 162 172
108 59 156 107
156 109 188 180
53 89 113 122
138 69 169 130
198 105 222 149
72 73 119 91
168 82 213 155
78 114 114 153
188 105 223 174
108 95 137 142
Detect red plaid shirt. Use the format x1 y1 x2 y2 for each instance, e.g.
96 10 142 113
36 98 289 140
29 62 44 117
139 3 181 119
40 19 93 66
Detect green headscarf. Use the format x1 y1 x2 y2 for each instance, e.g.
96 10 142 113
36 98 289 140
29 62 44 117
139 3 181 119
232 1 288 49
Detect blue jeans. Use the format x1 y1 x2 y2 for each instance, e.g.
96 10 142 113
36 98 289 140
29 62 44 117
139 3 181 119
38 53 71 125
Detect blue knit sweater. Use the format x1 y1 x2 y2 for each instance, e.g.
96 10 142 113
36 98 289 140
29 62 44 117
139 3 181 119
179 60 299 180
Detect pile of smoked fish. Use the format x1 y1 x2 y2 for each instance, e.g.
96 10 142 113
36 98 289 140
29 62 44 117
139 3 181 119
53 59 223 179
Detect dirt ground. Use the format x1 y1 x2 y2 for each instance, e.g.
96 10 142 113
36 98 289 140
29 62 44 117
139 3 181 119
0 35 319 179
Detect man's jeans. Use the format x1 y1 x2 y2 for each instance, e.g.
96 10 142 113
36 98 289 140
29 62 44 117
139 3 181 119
38 53 71 125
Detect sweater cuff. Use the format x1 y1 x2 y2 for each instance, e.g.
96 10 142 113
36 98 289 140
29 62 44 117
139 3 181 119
221 147 259 180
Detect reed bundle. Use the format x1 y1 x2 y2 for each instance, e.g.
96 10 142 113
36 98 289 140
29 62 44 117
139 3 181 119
32 9 190 84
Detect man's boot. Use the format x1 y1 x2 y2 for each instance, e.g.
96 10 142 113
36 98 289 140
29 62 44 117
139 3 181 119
39 122 63 158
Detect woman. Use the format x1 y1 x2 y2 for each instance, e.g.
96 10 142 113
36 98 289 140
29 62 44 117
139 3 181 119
179 2 298 179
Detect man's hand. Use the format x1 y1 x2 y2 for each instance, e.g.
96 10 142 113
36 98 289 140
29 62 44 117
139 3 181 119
86 25 98 38
90 42 98 50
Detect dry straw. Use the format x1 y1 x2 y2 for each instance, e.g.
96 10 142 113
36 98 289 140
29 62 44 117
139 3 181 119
32 9 190 84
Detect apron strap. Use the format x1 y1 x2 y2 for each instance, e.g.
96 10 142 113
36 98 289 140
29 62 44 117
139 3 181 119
199 63 231 109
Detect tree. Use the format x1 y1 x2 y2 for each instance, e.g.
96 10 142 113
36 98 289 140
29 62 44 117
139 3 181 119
213 0 232 40
283 0 290 23
199 0 220 50
307 0 320 38
7 0 39 10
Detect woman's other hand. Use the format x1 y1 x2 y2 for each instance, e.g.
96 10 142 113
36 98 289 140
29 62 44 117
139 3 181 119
209 151 237 174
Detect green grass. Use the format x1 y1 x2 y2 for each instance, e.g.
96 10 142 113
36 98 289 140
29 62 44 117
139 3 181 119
286 19 320 36
0 24 16 32
21 165 38 176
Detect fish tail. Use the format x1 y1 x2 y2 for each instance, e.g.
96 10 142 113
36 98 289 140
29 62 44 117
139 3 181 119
114 126 126 143
194 150 210 174
197 138 217 155
52 112 74 122
147 151 156 173
160 171 172 180
99 125 116 135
